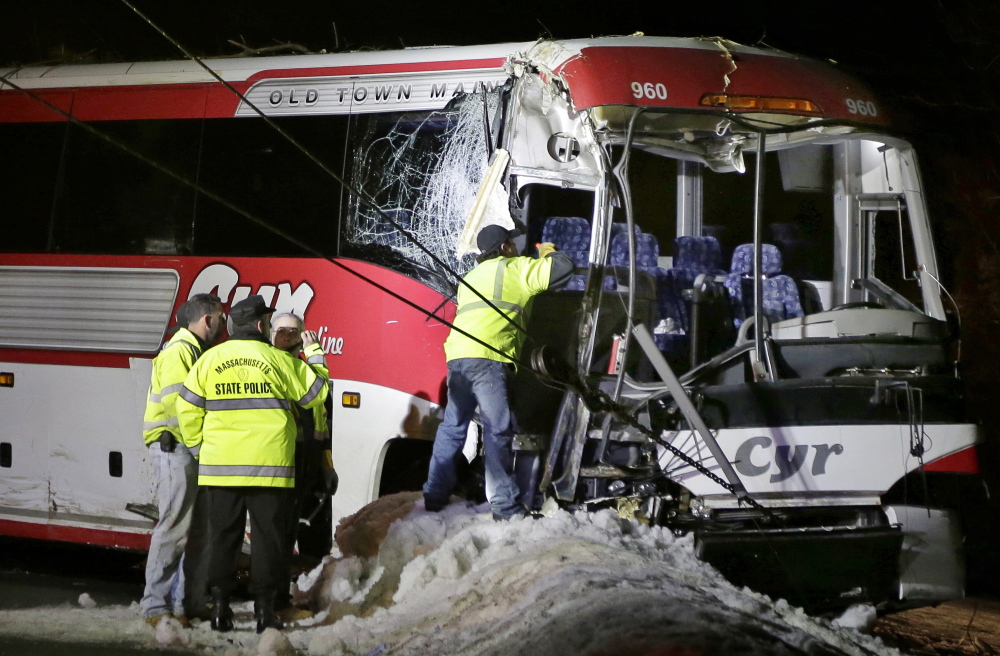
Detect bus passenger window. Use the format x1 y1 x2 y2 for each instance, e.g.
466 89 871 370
196 115 347 258
0 123 65 253
55 119 201 255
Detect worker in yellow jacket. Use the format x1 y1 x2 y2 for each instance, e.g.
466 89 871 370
177 295 328 633
140 293 223 628
423 224 572 520
268 311 330 622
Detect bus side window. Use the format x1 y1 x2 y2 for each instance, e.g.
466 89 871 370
54 119 201 255
195 115 347 258
0 121 67 253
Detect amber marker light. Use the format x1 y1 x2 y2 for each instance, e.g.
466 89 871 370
700 94 820 112
0 372 13 387
342 391 361 408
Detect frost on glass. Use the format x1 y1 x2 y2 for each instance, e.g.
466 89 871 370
344 92 501 294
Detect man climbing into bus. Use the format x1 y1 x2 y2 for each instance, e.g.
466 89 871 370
177 295 329 633
140 293 224 629
423 224 572 520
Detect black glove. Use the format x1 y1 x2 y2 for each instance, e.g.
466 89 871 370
159 431 177 453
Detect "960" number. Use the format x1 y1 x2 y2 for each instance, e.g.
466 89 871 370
845 98 878 116
631 81 668 100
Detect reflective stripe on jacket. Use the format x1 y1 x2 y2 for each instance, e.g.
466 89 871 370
292 342 330 437
176 337 329 488
142 328 202 446
443 255 556 363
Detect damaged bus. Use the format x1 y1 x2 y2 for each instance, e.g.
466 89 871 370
0 35 983 609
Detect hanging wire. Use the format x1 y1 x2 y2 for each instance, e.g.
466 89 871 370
0 74 521 365
1 14 772 515
117 0 530 340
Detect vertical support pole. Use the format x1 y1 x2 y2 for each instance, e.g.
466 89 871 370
677 161 704 239
752 133 770 381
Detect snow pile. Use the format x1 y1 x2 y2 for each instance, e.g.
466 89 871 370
77 592 97 608
258 627 296 656
155 615 191 646
290 493 901 656
0 492 903 656
834 604 879 632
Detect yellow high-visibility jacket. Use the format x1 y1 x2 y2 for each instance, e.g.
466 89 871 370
142 328 203 446
443 255 555 363
177 336 329 488
297 342 330 436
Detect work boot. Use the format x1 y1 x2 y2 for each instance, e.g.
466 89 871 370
255 593 284 634
423 495 447 512
209 587 234 632
144 613 172 628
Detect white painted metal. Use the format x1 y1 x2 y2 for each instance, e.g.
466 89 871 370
769 307 943 340
328 379 444 528
660 423 977 498
0 360 155 534
676 161 703 238
236 69 510 118
885 505 965 601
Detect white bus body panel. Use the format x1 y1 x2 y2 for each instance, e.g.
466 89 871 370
662 423 977 499
329 379 442 528
0 360 155 535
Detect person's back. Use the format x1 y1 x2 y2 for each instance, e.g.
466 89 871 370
423 225 571 521
182 338 323 487
444 254 561 363
177 295 328 633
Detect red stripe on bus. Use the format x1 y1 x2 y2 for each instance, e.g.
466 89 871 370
244 57 507 83
922 446 980 474
0 90 74 123
0 59 506 123
0 253 453 402
0 518 151 551
70 84 216 121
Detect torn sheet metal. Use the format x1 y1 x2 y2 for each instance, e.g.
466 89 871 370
456 148 514 258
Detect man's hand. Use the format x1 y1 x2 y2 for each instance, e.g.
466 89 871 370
301 330 319 348
537 242 558 258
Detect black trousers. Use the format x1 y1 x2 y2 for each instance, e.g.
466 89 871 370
204 486 292 598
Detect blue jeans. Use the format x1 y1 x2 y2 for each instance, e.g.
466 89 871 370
423 358 523 519
140 441 198 618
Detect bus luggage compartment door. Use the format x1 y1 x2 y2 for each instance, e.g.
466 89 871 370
695 524 903 611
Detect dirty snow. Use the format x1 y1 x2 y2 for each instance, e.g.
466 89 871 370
77 592 97 609
0 492 903 655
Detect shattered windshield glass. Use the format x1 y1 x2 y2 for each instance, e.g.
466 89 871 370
342 92 501 295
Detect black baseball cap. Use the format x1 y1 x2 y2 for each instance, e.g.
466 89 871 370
229 295 276 324
477 225 522 253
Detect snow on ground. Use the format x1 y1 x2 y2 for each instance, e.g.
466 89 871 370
0 492 903 655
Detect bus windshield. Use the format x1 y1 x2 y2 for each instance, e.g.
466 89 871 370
605 116 940 324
